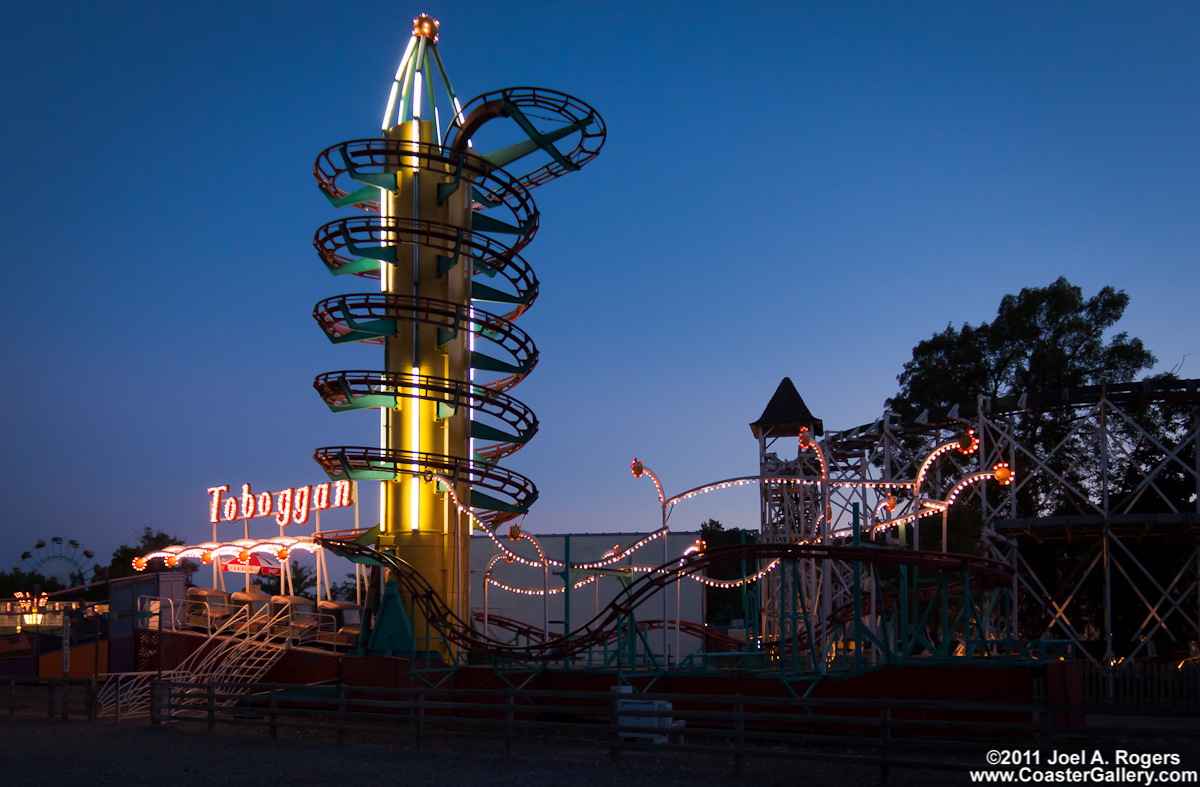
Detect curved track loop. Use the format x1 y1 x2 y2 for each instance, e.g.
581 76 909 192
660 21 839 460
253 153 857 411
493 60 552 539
313 139 539 253
313 371 537 463
313 446 537 527
317 537 1014 661
313 216 538 323
312 294 536 392
446 87 606 192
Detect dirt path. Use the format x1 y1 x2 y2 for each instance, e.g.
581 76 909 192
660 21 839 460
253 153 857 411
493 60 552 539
0 714 945 787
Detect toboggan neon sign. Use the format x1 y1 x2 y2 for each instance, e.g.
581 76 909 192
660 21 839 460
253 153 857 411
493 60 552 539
207 481 353 527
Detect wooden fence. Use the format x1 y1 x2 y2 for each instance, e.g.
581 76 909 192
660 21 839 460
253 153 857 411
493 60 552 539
4 676 98 721
145 681 1199 783
1080 663 1200 708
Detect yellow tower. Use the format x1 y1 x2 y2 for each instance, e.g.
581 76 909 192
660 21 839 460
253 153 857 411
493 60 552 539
312 14 605 657
378 112 473 641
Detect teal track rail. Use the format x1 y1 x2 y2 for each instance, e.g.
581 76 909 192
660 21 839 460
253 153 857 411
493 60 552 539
310 86 605 528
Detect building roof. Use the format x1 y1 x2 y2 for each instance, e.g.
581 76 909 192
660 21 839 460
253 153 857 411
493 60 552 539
749 377 823 439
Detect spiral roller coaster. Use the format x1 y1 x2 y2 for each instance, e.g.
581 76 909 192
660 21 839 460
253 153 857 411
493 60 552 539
309 15 604 655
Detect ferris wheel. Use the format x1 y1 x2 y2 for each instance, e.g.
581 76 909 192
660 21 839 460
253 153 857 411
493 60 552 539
20 537 95 588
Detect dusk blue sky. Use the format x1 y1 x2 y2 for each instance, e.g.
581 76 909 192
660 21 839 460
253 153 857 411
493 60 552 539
2 2 1198 574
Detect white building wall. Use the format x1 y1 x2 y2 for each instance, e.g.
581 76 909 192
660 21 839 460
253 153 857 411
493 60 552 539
470 531 705 664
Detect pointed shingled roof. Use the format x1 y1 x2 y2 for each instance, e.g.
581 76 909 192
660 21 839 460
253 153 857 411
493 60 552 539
749 377 823 439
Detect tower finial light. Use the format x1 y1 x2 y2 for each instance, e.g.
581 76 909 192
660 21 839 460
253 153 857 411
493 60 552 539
413 14 439 42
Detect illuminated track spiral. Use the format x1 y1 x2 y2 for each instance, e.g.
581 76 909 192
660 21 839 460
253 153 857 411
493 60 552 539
313 216 538 323
314 371 537 463
311 84 604 528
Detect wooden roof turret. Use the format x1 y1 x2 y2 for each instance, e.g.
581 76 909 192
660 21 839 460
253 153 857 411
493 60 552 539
749 377 823 439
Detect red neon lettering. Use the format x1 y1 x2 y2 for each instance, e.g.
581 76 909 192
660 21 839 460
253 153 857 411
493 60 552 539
275 488 293 526
208 481 350 521
313 482 331 510
333 480 352 507
292 486 311 526
207 486 229 524
240 484 255 519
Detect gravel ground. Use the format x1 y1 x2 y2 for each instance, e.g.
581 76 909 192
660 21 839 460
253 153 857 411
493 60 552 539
4 709 1196 787
0 713 969 787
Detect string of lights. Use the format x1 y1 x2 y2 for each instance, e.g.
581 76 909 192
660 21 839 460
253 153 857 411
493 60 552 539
665 475 917 508
484 556 783 596
798 426 827 479
914 430 978 495
472 435 1012 598
485 573 600 596
133 536 320 571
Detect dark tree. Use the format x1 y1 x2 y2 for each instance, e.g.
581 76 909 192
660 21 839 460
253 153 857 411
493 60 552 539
328 573 360 602
884 277 1189 649
697 518 758 626
889 277 1155 414
258 563 319 601
0 567 65 599
108 527 189 580
889 278 1157 520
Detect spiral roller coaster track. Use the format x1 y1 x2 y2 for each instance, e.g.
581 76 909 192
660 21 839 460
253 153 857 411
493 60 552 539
312 216 539 323
446 86 606 190
315 139 540 243
309 19 604 544
313 370 537 463
314 446 537 528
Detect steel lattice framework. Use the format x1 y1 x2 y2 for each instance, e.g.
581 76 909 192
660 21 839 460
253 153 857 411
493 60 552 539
808 377 1200 666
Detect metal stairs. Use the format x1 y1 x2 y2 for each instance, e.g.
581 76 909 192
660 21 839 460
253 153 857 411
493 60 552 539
98 605 292 718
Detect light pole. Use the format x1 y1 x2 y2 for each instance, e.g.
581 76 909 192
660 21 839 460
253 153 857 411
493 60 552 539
677 540 703 666
509 523 549 641
483 563 492 639
631 458 671 668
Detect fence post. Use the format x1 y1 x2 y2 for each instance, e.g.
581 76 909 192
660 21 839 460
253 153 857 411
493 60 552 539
878 705 891 787
336 684 346 747
733 694 746 776
414 688 425 752
149 681 161 726
88 676 97 722
207 683 216 732
609 693 621 764
269 686 278 739
505 693 515 757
